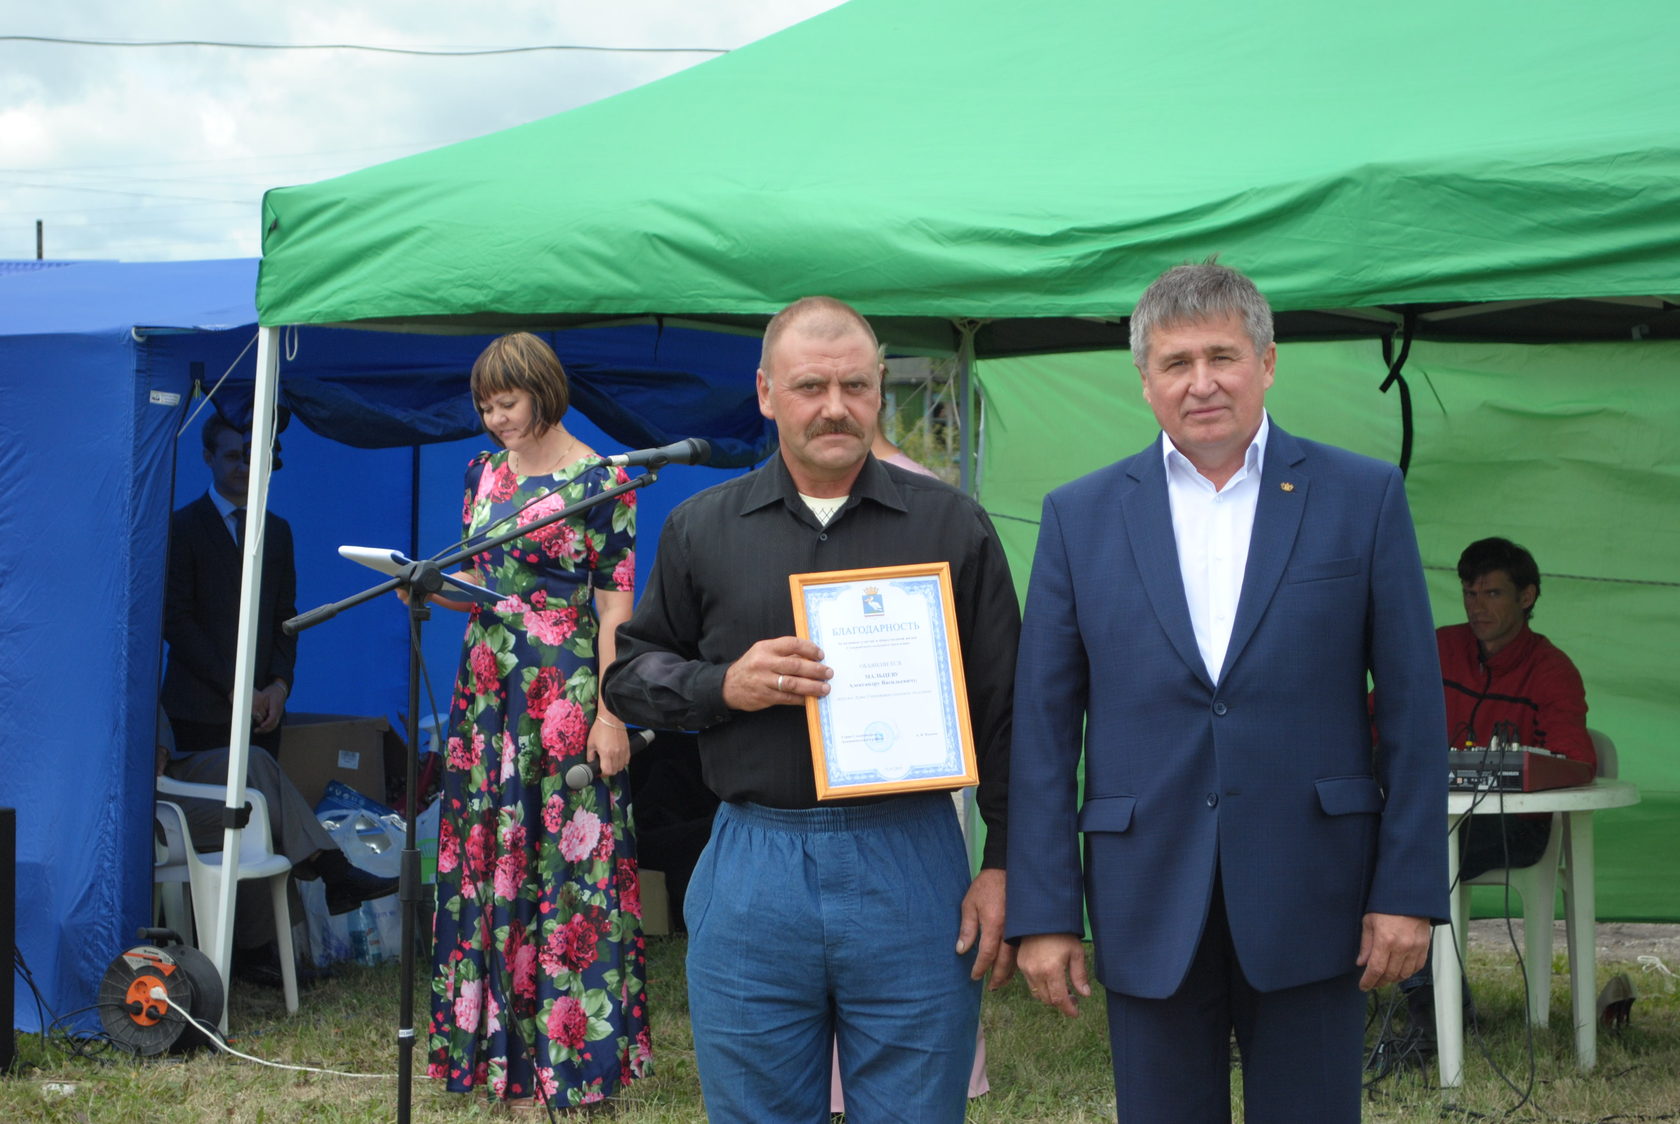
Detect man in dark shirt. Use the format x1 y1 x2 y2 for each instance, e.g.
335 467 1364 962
605 296 1018 1123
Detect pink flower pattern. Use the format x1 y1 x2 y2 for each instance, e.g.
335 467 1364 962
611 553 635 592
437 818 460 875
591 822 615 864
447 735 474 772
525 667 561 719
559 808 602 864
547 996 588 1051
616 859 641 919
470 642 499 695
453 977 483 1032
484 460 519 502
525 607 579 647
513 938 538 1001
541 698 589 758
542 793 565 834
539 914 592 977
430 450 647 1106
521 493 584 561
499 730 518 783
493 850 525 902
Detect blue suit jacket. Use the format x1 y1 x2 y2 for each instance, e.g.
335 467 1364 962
1005 424 1447 997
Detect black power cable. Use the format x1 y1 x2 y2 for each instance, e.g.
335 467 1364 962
1378 313 1417 478
0 35 729 57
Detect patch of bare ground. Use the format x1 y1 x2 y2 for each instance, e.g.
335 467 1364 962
1467 918 1680 963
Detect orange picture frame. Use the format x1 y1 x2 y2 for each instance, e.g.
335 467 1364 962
788 562 978 801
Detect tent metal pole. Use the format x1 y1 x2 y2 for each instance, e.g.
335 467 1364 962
951 319 983 870
954 320 980 496
210 324 281 1029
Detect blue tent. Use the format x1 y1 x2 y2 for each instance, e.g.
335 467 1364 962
0 259 767 1033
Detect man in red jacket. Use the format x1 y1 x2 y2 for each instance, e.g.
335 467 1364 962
1439 536 1593 879
1401 536 1593 1036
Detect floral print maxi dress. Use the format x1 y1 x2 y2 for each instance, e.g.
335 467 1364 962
427 450 650 1106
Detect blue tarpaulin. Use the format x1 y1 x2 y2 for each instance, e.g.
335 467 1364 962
0 259 768 1033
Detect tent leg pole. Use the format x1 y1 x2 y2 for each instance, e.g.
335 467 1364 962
954 320 981 496
212 325 282 1030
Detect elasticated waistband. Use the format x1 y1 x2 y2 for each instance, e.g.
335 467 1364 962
718 792 952 834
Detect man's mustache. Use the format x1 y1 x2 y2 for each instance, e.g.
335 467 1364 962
805 420 864 441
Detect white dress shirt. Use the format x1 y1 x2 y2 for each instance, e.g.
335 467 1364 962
207 488 244 542
1160 413 1270 684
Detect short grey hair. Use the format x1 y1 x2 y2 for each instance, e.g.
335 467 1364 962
1129 258 1274 368
760 296 881 377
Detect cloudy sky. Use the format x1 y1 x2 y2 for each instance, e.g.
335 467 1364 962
0 0 844 262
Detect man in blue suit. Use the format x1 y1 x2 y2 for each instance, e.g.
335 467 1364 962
1006 262 1447 1122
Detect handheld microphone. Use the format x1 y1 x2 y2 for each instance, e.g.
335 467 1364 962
605 438 711 470
564 728 656 790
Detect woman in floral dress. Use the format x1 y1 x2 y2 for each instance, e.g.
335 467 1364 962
426 332 650 1111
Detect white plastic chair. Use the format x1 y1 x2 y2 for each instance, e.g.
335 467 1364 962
153 777 299 1014
1456 728 1614 1025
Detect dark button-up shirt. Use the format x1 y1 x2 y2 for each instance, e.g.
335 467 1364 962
604 453 1018 867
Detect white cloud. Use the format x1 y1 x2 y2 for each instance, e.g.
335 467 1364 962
0 0 844 260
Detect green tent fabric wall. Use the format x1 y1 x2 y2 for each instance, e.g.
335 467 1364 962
976 339 1680 921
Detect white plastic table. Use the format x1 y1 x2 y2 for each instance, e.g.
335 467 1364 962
1434 778 1640 1087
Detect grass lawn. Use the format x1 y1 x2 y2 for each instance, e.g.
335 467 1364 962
5 935 1677 1122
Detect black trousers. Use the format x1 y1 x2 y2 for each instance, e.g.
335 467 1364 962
168 714 282 757
1458 814 1553 882
1403 814 1554 992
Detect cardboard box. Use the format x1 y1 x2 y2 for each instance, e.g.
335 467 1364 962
639 868 670 937
279 713 389 807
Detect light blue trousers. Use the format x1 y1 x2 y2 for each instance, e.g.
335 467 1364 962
685 794 980 1123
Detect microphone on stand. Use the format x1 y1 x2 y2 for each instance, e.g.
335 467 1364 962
605 438 711 470
565 728 656 790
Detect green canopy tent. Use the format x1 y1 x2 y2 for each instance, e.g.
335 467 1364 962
254 0 1679 919
258 0 1679 345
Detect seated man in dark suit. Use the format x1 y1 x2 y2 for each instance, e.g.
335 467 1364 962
162 410 296 754
158 412 393 978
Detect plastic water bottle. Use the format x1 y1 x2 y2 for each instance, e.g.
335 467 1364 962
359 902 385 967
347 904 369 965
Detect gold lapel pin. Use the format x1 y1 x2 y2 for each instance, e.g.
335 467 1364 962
1280 482 1295 492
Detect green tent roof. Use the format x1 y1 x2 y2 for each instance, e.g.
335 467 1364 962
257 0 1680 350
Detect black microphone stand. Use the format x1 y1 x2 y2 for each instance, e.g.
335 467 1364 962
284 470 657 1124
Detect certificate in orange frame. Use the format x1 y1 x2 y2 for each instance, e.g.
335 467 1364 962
788 561 977 801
